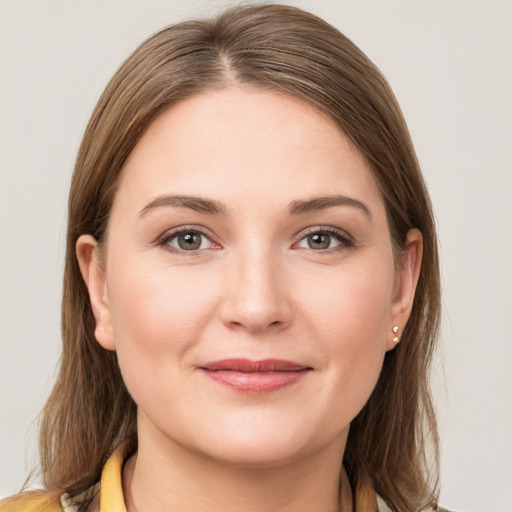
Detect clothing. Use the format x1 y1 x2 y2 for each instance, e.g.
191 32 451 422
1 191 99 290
0 443 446 512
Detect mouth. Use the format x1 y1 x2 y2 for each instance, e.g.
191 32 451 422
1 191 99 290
198 358 312 393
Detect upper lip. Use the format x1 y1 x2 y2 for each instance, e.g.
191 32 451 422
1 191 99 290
200 358 311 372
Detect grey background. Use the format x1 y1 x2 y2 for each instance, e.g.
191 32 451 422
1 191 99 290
1 1 511 511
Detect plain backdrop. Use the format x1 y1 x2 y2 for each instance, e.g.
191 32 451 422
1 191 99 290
0 1 511 511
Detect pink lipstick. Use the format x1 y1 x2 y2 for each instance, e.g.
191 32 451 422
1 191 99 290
199 358 311 393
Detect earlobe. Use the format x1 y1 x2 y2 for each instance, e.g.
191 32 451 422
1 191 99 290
386 228 423 351
76 234 116 351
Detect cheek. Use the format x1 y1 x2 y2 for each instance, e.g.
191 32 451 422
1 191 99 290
109 253 220 327
302 259 394 343
105 260 219 393
298 261 394 417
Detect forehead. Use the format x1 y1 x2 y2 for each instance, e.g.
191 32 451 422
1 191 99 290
113 87 385 217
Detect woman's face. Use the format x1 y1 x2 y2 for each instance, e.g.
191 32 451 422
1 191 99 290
78 87 421 467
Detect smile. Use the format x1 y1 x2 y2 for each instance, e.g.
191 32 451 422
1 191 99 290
198 359 312 394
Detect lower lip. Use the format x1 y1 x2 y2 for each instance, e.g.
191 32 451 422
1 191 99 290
201 369 310 393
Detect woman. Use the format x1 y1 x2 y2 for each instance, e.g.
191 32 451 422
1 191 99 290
2 4 444 512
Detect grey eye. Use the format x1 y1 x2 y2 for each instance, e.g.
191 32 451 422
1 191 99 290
178 232 202 250
307 233 331 250
167 231 210 251
297 231 343 251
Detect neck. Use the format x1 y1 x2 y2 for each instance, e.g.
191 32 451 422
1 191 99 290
124 420 352 512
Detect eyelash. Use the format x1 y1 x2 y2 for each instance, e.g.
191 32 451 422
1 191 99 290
157 225 219 255
156 226 355 254
294 227 355 252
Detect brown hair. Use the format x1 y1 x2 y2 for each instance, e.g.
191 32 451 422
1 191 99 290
39 4 440 511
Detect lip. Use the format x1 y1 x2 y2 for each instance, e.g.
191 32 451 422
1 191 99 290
198 358 312 394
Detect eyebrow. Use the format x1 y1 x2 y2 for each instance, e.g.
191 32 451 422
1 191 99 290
139 193 371 219
139 195 229 217
288 195 372 219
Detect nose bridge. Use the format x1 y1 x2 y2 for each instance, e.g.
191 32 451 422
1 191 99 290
222 241 291 332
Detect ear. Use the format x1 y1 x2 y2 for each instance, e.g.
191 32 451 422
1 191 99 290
76 234 116 351
386 228 423 351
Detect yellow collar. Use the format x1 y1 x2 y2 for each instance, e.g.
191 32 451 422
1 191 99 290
0 444 380 512
97 443 378 512
97 442 131 512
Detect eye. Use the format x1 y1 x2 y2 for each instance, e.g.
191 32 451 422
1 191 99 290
160 229 217 253
295 229 353 251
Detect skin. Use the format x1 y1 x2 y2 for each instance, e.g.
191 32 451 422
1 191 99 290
77 87 422 512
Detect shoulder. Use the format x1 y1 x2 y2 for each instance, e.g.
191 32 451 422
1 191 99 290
0 491 61 512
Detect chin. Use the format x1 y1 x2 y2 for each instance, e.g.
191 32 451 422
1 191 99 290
198 440 312 469
177 419 345 470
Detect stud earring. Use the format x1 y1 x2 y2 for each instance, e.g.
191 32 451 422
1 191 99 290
392 325 399 343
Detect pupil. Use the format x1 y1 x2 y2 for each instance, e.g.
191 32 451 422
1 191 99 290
179 232 200 250
309 233 330 249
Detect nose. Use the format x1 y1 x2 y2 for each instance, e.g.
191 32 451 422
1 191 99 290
219 248 293 333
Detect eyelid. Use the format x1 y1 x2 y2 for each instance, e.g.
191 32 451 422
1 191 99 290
155 224 354 254
156 225 221 253
293 226 355 250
